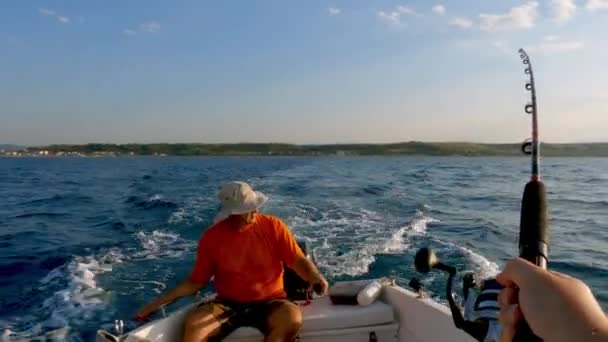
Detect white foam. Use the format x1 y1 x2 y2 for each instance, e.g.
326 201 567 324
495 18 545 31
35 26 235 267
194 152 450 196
382 211 439 253
133 230 195 259
113 279 168 294
410 210 440 235
46 256 113 314
1 229 192 340
435 240 501 279
149 194 163 201
22 230 188 335
285 203 439 277
0 254 117 341
459 245 501 279
1 326 70 342
167 196 209 225
319 249 377 277
168 208 186 225
383 226 409 253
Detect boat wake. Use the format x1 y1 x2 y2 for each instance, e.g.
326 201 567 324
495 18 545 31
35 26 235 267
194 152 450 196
1 254 118 341
284 203 440 277
132 230 195 259
0 229 194 341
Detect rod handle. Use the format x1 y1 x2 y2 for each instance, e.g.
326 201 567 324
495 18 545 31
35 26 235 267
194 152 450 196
515 180 549 341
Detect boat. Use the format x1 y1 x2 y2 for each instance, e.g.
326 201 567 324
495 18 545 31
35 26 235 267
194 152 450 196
96 245 497 342
96 280 474 342
96 239 479 342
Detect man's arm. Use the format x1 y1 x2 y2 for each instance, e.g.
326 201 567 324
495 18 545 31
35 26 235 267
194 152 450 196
135 279 204 320
290 255 329 295
272 217 329 294
136 233 215 320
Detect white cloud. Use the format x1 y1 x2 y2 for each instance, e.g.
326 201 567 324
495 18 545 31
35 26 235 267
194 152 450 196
449 17 474 29
587 0 608 10
552 0 577 22
479 1 539 32
140 21 161 33
492 40 512 53
38 8 71 24
38 8 55 16
328 7 341 16
397 6 421 16
378 5 420 26
539 41 584 53
432 4 446 15
528 37 584 54
378 10 402 26
124 21 161 36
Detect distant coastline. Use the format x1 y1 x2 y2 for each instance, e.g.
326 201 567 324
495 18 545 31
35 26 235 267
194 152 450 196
2 142 608 157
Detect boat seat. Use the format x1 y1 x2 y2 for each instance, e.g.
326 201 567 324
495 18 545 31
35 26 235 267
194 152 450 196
225 296 395 340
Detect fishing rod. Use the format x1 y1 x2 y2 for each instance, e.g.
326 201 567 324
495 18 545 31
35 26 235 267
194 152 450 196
513 48 549 341
413 49 549 341
517 48 548 268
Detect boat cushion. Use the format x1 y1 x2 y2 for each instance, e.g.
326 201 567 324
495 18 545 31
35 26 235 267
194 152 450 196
227 296 395 338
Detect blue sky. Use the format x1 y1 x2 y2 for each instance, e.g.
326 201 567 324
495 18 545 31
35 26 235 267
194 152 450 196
1 0 606 145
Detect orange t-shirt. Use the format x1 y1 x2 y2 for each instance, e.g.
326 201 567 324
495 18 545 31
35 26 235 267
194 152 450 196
189 214 305 302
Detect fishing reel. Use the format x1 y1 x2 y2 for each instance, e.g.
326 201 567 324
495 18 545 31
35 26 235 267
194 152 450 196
412 248 502 342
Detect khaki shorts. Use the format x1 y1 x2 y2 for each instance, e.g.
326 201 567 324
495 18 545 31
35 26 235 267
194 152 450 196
196 299 294 341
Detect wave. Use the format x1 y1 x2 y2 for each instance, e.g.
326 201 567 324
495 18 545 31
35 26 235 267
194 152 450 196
434 240 500 280
125 194 178 210
288 205 439 277
167 196 217 226
168 208 187 225
0 261 33 278
39 255 71 271
0 231 38 242
551 216 599 226
553 197 608 207
549 260 608 278
92 219 127 231
383 211 440 253
0 252 118 341
358 184 390 196
18 194 93 206
2 326 71 341
132 230 195 259
13 212 69 219
0 228 193 340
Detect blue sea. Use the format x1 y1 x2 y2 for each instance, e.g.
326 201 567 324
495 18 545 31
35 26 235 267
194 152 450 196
1 157 607 341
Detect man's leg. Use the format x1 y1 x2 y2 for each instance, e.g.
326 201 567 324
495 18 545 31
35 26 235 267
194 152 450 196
262 301 303 342
183 302 235 342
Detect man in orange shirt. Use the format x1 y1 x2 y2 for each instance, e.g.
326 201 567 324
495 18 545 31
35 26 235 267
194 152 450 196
136 181 329 342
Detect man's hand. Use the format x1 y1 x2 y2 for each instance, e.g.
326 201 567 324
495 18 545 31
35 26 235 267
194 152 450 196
310 274 329 296
497 258 608 342
291 256 329 296
134 302 158 321
133 279 204 321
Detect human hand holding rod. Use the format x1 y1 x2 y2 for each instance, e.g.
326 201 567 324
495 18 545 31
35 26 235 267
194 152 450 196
497 258 608 342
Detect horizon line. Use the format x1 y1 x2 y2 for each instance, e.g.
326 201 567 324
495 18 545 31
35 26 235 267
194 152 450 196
12 141 608 147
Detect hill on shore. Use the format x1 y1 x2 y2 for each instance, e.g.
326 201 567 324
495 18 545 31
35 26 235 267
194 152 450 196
25 142 608 157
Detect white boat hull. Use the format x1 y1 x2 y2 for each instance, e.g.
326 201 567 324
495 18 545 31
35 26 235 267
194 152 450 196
98 285 474 342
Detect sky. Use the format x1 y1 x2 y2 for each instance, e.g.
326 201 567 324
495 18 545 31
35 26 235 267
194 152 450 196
1 0 607 145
